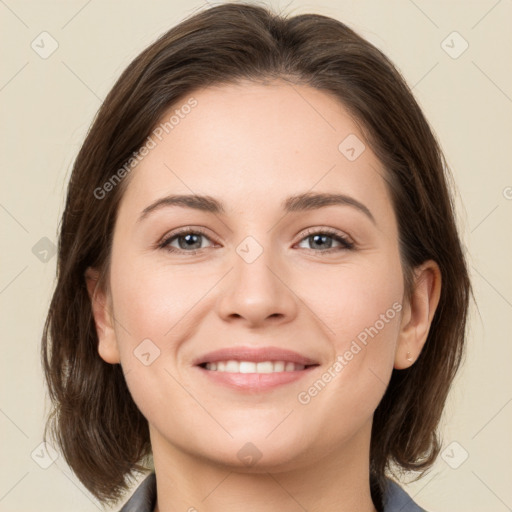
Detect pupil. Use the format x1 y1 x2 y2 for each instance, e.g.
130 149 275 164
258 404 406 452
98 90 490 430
179 234 201 250
311 234 332 249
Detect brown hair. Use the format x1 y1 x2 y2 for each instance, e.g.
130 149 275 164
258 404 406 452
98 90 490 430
41 2 471 509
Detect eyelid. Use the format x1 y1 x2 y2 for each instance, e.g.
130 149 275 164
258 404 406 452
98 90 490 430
158 226 217 249
159 225 213 242
295 226 355 251
297 226 353 244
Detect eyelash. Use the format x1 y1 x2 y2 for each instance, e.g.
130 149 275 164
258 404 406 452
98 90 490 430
158 226 355 256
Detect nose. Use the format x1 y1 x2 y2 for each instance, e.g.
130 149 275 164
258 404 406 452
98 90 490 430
216 242 298 328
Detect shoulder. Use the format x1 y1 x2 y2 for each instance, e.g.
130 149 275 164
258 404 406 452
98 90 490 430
118 472 156 512
383 478 429 512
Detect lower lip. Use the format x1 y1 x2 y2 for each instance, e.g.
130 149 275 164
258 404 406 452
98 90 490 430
195 365 318 391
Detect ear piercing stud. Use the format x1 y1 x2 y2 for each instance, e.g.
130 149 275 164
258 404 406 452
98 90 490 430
406 351 413 362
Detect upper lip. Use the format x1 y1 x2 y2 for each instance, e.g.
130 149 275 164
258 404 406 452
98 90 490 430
193 346 319 366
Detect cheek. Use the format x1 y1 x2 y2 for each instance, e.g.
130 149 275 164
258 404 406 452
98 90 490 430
311 253 403 348
300 255 403 410
111 256 208 347
336 270 402 354
107 255 220 419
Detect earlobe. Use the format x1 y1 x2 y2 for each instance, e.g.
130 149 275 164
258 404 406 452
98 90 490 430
394 260 442 369
85 267 121 364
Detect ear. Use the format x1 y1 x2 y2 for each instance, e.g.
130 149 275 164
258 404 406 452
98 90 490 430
395 260 442 369
85 267 120 364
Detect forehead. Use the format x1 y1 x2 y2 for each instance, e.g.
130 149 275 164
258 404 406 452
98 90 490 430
118 80 393 223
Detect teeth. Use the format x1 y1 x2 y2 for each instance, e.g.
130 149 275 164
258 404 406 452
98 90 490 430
239 361 256 373
204 360 306 373
225 360 238 372
273 361 285 372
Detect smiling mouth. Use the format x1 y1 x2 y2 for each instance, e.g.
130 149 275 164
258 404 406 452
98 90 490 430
194 346 320 390
199 360 317 373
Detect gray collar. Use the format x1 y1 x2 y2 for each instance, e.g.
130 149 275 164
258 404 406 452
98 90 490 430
119 472 428 512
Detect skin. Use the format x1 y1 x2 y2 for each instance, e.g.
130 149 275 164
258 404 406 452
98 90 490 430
86 80 441 512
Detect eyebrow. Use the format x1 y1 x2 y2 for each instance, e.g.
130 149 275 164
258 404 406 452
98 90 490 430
137 192 375 224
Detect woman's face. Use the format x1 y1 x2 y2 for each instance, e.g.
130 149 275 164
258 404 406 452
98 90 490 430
92 80 409 471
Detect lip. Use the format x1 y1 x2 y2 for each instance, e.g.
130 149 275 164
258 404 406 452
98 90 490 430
193 346 320 392
193 346 319 366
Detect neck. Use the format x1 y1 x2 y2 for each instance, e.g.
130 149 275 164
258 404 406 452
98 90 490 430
151 424 377 512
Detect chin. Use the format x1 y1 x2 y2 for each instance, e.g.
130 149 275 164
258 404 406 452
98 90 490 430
193 428 310 472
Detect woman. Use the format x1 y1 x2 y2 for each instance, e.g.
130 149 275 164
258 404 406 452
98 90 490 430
41 3 471 511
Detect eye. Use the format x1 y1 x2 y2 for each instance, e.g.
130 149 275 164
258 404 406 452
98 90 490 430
158 226 354 255
296 228 354 253
159 228 215 254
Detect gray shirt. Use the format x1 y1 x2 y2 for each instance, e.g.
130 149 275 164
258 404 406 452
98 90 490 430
119 472 427 511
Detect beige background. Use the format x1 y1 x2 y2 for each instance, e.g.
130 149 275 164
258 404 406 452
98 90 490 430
1 0 511 511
